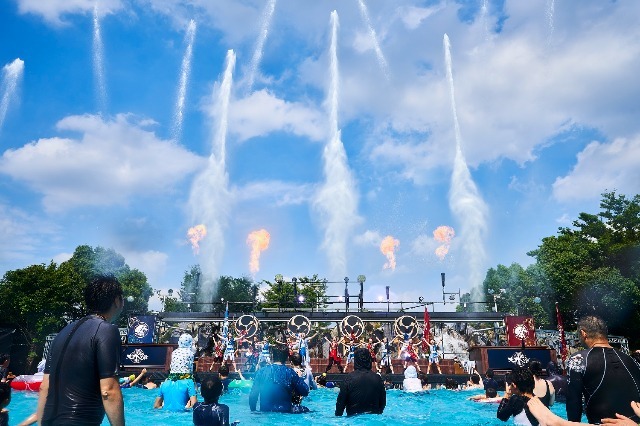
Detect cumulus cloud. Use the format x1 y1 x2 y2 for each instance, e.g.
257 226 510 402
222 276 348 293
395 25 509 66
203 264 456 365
234 180 314 206
0 113 204 212
552 136 640 201
16 0 123 25
229 90 325 142
118 248 169 284
354 229 382 247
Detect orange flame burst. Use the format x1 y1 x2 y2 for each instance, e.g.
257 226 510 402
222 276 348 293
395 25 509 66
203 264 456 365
380 235 400 270
247 229 271 275
433 225 455 260
187 224 207 254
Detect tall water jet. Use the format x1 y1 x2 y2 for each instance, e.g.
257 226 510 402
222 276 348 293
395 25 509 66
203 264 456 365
172 19 196 141
313 11 360 279
356 0 389 79
480 0 490 41
443 34 488 296
247 0 277 91
546 0 555 45
93 2 108 114
187 50 236 303
0 58 24 132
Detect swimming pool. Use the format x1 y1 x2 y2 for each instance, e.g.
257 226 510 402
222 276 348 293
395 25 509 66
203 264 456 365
8 386 573 425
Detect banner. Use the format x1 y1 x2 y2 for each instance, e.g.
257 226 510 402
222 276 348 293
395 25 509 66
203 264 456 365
127 315 156 344
505 316 536 347
422 306 431 351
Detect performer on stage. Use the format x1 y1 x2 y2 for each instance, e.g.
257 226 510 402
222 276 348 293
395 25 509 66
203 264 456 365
295 332 317 367
324 336 344 373
257 339 271 368
427 338 443 374
365 337 380 374
379 336 395 374
345 334 362 368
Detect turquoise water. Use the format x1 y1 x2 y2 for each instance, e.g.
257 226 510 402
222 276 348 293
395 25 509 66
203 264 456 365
7 386 571 425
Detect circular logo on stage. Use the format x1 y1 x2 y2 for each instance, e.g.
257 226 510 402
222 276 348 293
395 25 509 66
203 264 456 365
340 315 364 338
514 324 529 340
235 315 259 338
287 315 311 335
134 322 149 339
394 315 418 338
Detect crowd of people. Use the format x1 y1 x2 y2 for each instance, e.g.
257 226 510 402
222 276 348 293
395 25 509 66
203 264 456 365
2 275 640 426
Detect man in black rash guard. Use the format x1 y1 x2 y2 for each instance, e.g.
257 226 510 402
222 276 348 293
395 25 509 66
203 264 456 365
335 347 386 416
249 345 309 413
37 275 125 426
566 316 640 424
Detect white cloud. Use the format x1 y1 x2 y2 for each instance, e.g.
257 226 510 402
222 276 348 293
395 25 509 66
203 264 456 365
410 234 437 257
118 249 169 286
52 252 73 264
229 90 325 142
399 4 445 30
0 113 204 212
354 229 382 247
234 180 314 206
553 136 640 201
0 202 59 266
15 0 123 25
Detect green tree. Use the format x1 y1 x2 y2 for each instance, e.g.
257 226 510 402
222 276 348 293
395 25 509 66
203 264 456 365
215 275 258 313
67 245 154 320
528 192 640 343
178 265 202 312
0 261 84 366
261 274 328 310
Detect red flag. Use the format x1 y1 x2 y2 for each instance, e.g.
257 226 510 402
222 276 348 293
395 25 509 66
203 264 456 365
422 306 431 351
556 302 568 364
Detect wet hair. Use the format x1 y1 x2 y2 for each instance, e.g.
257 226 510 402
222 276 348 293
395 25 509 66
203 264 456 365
485 369 494 379
272 346 289 364
0 382 10 407
504 373 514 386
354 347 372 371
577 316 608 339
528 360 543 377
0 354 9 364
445 378 458 389
470 373 480 384
316 374 327 386
485 388 497 398
511 367 535 394
201 376 223 404
84 274 123 313
290 353 302 367
218 365 229 377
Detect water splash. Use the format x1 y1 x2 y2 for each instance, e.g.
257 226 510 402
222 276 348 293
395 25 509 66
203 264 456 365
187 50 236 302
443 34 488 292
356 0 389 79
172 19 196 141
546 0 555 46
247 0 277 91
0 58 24 132
93 2 108 114
313 11 360 278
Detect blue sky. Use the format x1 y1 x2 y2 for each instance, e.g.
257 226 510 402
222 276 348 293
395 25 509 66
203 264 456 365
1 0 639 311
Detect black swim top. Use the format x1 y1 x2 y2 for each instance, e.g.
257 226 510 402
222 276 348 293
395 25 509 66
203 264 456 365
566 347 640 423
537 380 551 407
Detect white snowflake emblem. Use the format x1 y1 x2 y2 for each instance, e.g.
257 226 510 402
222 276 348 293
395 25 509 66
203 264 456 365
126 348 149 364
508 351 530 367
134 322 149 339
567 354 585 374
514 324 529 340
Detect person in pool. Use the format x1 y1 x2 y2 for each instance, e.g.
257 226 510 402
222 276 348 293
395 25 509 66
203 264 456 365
193 376 230 426
497 367 538 426
335 348 386 417
0 382 10 426
249 345 309 413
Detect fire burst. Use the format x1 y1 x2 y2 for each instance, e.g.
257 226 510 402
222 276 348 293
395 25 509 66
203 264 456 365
433 225 455 260
380 236 399 270
247 229 270 275
187 224 207 254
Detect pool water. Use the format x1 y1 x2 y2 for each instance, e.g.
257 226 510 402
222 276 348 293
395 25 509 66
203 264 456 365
7 386 572 426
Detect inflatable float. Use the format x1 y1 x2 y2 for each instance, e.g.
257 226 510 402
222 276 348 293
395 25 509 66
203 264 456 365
10 374 43 391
